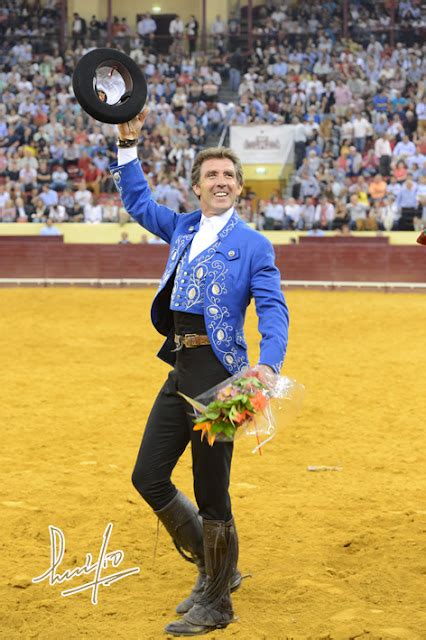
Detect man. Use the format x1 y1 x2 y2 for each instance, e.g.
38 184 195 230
396 176 418 231
110 109 289 636
393 134 416 160
137 13 157 46
263 194 285 230
40 218 61 236
374 133 392 177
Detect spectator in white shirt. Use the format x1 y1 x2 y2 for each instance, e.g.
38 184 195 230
380 196 399 231
393 134 416 159
169 15 184 39
315 196 335 229
74 181 93 208
137 13 157 44
84 203 103 223
263 195 285 230
284 198 302 230
211 15 226 38
39 184 58 207
374 133 392 176
300 197 316 229
352 113 370 153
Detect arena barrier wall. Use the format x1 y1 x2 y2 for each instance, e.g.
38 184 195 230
0 242 424 283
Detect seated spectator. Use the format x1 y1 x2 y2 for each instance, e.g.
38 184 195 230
284 198 303 230
84 203 103 223
369 202 385 231
300 197 316 230
380 196 399 231
263 194 285 230
1 198 17 222
393 134 416 159
393 160 408 183
48 204 67 222
362 149 380 177
83 162 102 196
368 174 387 203
67 203 84 222
347 193 368 231
19 162 37 192
315 195 335 230
51 165 69 191
332 200 350 230
396 176 419 230
39 183 59 207
36 160 52 187
74 181 93 209
32 198 49 223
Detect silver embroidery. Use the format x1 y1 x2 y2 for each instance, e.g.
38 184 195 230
219 212 239 238
171 242 220 310
158 234 191 292
205 257 248 374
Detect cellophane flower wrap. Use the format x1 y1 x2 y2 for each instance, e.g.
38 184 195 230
178 367 304 454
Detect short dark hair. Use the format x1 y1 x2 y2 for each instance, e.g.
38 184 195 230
191 147 244 188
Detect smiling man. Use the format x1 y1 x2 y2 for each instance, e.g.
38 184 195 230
110 109 289 636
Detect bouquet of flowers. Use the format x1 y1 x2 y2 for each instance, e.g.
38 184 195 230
178 367 304 454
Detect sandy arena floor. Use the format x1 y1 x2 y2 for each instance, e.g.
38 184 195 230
0 288 425 640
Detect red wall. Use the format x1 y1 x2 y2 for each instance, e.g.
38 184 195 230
0 242 424 282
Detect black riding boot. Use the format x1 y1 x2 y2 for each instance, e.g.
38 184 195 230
165 518 238 636
155 492 241 615
176 517 242 615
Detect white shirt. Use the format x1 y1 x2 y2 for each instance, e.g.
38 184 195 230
188 207 234 263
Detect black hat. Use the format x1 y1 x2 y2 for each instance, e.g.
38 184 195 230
72 48 147 124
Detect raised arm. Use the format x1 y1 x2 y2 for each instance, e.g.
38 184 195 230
110 108 179 243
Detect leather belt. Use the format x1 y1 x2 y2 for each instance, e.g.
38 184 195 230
173 333 210 350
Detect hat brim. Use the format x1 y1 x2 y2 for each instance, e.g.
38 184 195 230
72 48 147 124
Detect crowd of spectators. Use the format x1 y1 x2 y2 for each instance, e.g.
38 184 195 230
0 0 425 232
233 1 426 232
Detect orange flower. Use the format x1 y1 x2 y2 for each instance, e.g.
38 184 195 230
207 431 216 447
193 421 217 446
234 409 254 423
250 391 267 411
193 421 212 442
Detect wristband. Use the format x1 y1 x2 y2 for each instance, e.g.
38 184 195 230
117 138 138 148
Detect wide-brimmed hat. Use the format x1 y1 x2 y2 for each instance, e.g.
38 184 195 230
72 48 147 124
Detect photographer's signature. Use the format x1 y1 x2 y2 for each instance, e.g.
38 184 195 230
33 523 140 604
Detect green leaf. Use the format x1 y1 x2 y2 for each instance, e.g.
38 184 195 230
205 410 221 420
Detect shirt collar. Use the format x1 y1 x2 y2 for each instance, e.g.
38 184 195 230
200 207 234 233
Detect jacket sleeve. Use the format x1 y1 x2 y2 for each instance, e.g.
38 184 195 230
109 158 178 243
250 236 289 373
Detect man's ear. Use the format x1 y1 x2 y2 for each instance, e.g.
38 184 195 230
236 184 243 196
193 184 201 197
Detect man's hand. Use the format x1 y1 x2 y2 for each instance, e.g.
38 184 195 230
253 364 276 387
117 106 149 140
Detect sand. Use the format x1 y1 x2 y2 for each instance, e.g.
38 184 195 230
0 288 425 640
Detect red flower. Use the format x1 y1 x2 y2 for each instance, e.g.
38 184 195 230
250 391 267 411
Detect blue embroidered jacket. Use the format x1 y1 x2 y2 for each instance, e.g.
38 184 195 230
110 158 289 374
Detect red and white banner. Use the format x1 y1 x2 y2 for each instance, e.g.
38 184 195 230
230 125 295 164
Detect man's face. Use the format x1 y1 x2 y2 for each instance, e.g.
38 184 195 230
193 158 243 217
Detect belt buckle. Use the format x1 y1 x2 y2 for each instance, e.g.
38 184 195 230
184 333 198 348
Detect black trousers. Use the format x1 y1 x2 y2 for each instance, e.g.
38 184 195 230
132 312 233 521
